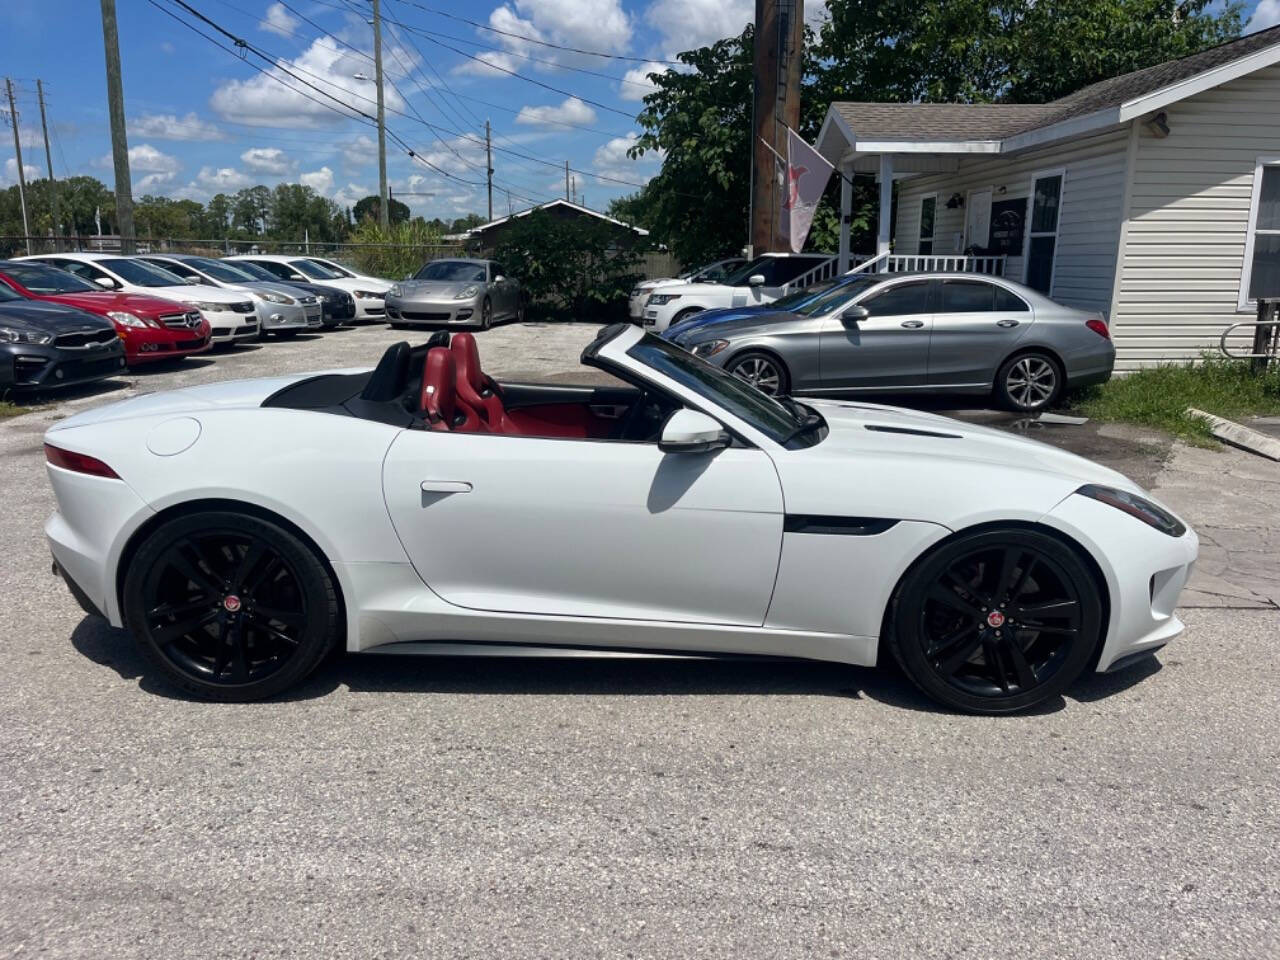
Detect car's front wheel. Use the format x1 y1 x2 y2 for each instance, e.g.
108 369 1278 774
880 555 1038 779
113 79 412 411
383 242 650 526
479 297 492 330
727 351 790 396
995 351 1062 412
890 527 1102 714
122 511 341 701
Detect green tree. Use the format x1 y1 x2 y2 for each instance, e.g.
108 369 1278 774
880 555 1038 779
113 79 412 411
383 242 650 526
352 194 410 226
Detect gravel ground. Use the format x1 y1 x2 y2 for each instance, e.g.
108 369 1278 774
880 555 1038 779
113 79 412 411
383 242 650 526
1 322 1277 959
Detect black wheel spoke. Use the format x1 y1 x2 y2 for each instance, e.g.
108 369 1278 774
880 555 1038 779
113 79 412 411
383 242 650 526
1005 641 1037 689
243 555 282 595
992 548 1021 606
1015 599 1078 618
147 597 213 620
983 639 1011 693
929 583 984 621
935 632 983 676
231 540 267 592
925 624 972 658
163 546 222 594
227 624 249 682
152 610 219 644
244 612 300 647
251 605 305 629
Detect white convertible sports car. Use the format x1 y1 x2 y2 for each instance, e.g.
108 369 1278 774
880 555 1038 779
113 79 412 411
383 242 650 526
43 324 1196 713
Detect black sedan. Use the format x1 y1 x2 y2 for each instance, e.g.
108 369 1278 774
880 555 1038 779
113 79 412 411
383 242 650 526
0 284 126 392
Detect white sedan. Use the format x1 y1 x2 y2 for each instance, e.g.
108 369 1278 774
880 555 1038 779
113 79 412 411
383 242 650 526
226 255 390 322
43 324 1196 713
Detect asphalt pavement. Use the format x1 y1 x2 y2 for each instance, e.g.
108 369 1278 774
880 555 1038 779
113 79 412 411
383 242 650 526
1 321 1276 959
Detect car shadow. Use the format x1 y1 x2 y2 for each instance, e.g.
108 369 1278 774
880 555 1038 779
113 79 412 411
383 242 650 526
11 376 131 405
130 357 217 376
68 615 1156 715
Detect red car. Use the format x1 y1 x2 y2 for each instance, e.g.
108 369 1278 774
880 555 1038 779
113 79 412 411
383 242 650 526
0 259 211 366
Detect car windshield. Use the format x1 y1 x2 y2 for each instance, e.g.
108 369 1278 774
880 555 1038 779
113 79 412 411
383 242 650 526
721 256 773 286
626 334 821 447
414 261 486 282
227 260 280 282
0 282 22 302
291 259 345 280
186 257 258 283
2 262 97 294
792 277 881 316
100 258 189 287
309 258 356 277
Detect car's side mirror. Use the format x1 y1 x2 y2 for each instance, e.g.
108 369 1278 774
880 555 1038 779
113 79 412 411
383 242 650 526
403 273 414 281
289 273 306 281
658 409 730 455
92 277 117 289
748 273 766 287
840 304 869 327
494 275 506 283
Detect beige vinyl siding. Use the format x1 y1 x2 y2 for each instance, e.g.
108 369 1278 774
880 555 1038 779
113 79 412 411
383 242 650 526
1113 64 1280 368
893 129 1128 314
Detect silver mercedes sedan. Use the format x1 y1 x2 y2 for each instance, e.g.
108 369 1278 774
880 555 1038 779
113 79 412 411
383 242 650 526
386 258 523 330
665 272 1115 412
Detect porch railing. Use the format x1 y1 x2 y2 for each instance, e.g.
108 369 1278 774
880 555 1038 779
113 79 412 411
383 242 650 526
781 253 872 293
846 253 1007 276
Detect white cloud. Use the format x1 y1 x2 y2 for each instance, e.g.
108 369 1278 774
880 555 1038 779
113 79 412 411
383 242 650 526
130 112 227 142
3 157 40 185
515 96 597 128
160 40 176 54
300 166 335 194
210 35 408 128
456 0 632 74
137 171 177 192
644 0 752 55
196 166 253 191
259 2 300 38
592 131 661 183
99 143 182 176
333 181 371 207
241 147 292 175
1247 0 1280 31
454 50 520 78
619 61 667 102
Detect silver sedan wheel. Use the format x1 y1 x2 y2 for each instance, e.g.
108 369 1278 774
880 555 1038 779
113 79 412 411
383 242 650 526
730 355 783 395
1004 356 1057 410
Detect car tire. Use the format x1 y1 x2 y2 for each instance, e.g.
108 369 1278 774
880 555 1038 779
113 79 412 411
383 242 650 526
516 297 526 323
122 511 342 702
480 297 492 330
727 350 790 396
889 527 1103 714
670 307 702 329
995 351 1063 412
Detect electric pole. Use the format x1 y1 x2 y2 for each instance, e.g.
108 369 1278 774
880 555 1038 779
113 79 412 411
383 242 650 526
4 78 31 253
749 0 803 254
485 119 493 222
37 79 60 249
100 0 135 253
565 160 570 201
371 0 389 230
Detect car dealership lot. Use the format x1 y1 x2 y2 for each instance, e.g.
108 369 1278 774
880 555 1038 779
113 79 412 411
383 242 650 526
1 323 1277 958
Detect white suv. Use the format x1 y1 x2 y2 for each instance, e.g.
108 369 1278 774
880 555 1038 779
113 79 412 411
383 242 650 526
628 257 746 320
641 253 835 332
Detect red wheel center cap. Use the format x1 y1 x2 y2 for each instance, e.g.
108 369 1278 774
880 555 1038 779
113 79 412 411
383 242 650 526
223 595 242 613
986 610 1005 628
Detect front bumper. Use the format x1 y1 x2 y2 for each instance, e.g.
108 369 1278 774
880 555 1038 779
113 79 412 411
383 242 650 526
255 301 310 331
1042 490 1198 673
1 340 127 390
123 326 212 364
386 295 479 326
353 297 386 320
202 308 260 343
322 295 356 325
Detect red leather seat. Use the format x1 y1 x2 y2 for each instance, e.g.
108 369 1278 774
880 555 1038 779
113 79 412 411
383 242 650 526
419 347 487 432
451 332 512 431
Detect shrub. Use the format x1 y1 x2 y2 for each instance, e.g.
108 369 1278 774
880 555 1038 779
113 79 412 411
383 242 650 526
346 220 460 280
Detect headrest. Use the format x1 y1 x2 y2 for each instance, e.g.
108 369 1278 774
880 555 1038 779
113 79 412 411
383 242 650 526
450 332 485 393
361 341 411 402
419 347 457 425
425 330 451 351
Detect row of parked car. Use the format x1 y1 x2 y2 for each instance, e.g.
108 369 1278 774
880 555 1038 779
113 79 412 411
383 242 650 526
0 251 396 394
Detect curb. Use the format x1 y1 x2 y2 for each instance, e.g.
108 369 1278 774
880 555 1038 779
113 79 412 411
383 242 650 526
1186 407 1280 461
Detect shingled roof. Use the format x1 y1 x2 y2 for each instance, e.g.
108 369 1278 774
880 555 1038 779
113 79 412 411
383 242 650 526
829 24 1280 145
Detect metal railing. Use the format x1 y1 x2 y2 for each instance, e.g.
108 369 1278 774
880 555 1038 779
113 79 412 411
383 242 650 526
1219 317 1279 364
847 252 1007 276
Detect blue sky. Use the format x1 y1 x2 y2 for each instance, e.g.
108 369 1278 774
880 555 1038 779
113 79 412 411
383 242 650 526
2 0 1278 223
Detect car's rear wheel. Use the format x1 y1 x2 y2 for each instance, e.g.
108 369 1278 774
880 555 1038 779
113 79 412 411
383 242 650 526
669 307 702 329
122 511 341 701
995 351 1062 412
890 528 1102 714
728 351 790 396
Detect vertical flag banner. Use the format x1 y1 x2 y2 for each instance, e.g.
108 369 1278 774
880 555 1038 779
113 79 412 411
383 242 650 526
781 128 834 253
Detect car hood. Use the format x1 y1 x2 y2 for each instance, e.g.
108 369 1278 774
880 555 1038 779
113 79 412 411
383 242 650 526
319 277 390 295
244 281 311 300
33 291 192 316
670 308 791 339
0 299 114 332
394 280 479 298
147 284 251 304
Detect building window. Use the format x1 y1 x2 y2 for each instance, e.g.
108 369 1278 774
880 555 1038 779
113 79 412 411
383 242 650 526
1241 159 1280 308
918 195 936 256
1024 171 1064 295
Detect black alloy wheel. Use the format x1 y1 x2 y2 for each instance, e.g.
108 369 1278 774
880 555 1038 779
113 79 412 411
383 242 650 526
891 528 1102 713
123 511 340 701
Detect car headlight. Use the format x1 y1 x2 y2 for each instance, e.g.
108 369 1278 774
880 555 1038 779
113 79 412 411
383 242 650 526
454 285 479 300
389 284 402 297
0 326 53 344
1076 484 1186 537
690 339 729 359
257 290 295 305
184 301 226 313
630 287 643 298
106 310 152 328
353 289 383 300
648 293 681 306
315 294 327 303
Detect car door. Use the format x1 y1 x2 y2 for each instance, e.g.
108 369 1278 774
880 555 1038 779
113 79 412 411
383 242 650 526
46 258 120 291
381 428 784 626
818 279 934 388
489 261 517 318
927 279 1032 386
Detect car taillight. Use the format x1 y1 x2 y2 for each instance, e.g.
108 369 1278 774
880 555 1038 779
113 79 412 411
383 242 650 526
44 444 120 479
1086 316 1110 340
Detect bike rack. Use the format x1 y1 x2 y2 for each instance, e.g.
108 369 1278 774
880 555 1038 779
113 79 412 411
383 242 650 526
1220 319 1280 359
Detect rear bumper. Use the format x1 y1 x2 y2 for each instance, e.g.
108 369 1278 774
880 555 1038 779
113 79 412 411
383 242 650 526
0 341 127 390
1063 341 1116 389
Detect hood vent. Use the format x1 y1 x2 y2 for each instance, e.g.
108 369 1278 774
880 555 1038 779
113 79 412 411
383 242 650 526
864 424 962 439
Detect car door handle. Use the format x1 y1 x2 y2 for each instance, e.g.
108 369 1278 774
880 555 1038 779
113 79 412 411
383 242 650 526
900 319 926 329
421 480 472 494
996 318 1020 328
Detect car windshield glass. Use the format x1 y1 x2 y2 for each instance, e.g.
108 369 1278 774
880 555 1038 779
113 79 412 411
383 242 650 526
0 282 22 302
291 259 345 280
2 263 97 294
187 257 257 283
793 277 880 316
228 260 279 282
721 256 772 286
414 261 486 282
626 334 817 446
310 258 355 277
100 258 188 287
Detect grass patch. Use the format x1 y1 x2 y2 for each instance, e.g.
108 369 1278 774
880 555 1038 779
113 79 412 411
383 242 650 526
1068 356 1280 445
0 400 28 420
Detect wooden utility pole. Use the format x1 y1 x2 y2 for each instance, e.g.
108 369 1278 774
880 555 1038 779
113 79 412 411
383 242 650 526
4 78 31 253
37 80 60 248
485 119 493 222
99 0 135 253
371 0 389 229
749 0 803 254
